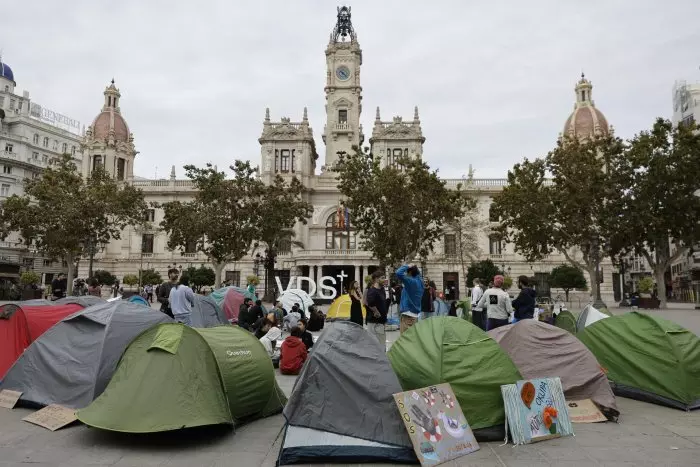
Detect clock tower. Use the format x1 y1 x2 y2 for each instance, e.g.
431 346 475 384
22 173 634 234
322 6 363 170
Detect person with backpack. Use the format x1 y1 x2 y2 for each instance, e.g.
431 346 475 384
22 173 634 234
476 275 513 331
157 268 179 318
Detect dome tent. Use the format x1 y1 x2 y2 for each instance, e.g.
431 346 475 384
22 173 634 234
56 296 105 307
578 312 700 410
78 323 286 433
278 288 314 313
279 321 415 465
0 301 172 408
576 304 610 332
554 309 578 334
191 294 227 328
387 317 521 440
209 286 255 323
489 320 618 419
325 294 365 321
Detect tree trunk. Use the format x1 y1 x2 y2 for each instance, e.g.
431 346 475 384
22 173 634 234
88 251 95 279
264 262 275 302
213 261 225 289
65 252 75 296
564 289 569 301
654 267 667 309
586 264 599 304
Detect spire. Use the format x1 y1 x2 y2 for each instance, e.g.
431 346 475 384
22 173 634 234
303 106 308 122
103 79 121 111
330 6 356 43
375 106 381 121
264 107 270 123
413 106 420 122
574 72 593 107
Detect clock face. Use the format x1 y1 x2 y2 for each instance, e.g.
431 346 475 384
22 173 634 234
336 66 350 81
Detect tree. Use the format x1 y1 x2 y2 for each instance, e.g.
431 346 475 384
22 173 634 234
122 274 139 287
466 259 502 288
548 264 587 301
0 154 147 295
605 119 700 308
254 175 313 300
93 269 116 286
335 146 467 268
160 162 261 287
20 270 41 287
492 134 623 304
180 266 215 292
138 268 162 286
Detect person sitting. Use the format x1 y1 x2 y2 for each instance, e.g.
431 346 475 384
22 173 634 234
298 318 314 350
238 298 256 330
283 309 301 331
254 313 278 339
271 301 285 324
307 305 325 332
259 321 282 366
280 326 308 375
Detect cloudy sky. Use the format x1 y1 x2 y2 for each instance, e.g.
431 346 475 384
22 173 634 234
3 0 699 178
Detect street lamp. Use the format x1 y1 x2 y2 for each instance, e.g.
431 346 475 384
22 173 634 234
253 253 262 277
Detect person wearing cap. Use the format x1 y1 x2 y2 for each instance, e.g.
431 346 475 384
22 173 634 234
396 263 423 333
476 275 513 331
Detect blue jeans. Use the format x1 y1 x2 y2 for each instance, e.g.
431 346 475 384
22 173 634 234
174 313 191 326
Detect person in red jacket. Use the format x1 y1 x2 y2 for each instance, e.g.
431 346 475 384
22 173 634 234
280 326 308 375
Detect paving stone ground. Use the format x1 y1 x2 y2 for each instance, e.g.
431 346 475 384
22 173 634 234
0 306 699 466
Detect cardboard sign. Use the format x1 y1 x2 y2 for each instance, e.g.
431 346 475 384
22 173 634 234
394 383 479 466
501 377 574 445
22 404 77 431
567 399 607 423
0 390 22 409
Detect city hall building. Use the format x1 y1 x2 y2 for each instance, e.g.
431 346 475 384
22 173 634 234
0 8 621 304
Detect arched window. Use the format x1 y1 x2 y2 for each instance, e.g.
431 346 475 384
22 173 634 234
326 210 356 250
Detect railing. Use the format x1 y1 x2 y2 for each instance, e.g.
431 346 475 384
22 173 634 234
335 122 350 130
270 122 302 130
0 151 19 161
181 253 196 258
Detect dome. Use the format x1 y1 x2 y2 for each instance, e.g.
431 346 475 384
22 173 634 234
563 73 610 139
0 60 15 84
91 111 130 142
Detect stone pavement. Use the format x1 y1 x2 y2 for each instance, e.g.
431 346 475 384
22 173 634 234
0 306 698 466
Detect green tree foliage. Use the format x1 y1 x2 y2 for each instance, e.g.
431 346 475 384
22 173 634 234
466 259 502 288
93 269 116 286
138 268 162 286
335 146 468 268
0 154 147 295
181 266 216 292
605 119 700 308
491 134 623 302
122 274 139 287
20 270 41 287
159 162 261 287
637 276 655 294
548 264 587 301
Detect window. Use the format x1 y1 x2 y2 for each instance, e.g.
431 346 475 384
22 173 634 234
279 238 292 253
42 155 48 164
681 114 695 129
291 149 296 173
9 99 15 110
274 149 279 173
43 137 49 148
4 143 12 153
489 203 499 222
32 151 39 161
184 240 197 254
62 260 68 267
1 184 10 196
141 234 154 254
3 166 11 174
52 140 58 151
489 235 502 255
326 210 356 250
3 85 8 92
0 97 4 107
43 259 53 267
93 155 103 171
280 149 290 173
144 209 155 222
338 109 347 124
444 234 456 256
33 134 39 144
225 271 241 287
22 258 34 268
44 273 54 285
581 90 586 101
117 158 125 180
62 143 67 154
71 146 76 156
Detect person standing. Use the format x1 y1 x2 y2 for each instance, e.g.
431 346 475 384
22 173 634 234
144 284 154 303
51 273 66 300
169 277 195 325
420 278 434 320
157 268 179 318
476 275 513 331
511 275 537 322
348 280 363 326
396 264 423 333
366 271 388 345
87 278 102 297
471 278 485 330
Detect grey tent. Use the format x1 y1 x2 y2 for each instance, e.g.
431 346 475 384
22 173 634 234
56 296 105 307
0 299 52 306
489 320 618 419
191 294 227 328
576 304 610 332
0 301 172 409
279 321 416 465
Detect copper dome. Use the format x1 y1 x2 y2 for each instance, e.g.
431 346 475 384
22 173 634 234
563 73 610 139
91 110 130 142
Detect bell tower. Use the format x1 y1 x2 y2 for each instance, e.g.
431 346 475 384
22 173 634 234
322 6 363 171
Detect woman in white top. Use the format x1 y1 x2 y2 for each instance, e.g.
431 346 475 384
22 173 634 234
476 275 513 331
260 325 282 358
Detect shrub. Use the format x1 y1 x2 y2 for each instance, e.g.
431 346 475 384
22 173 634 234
123 274 139 287
637 276 654 294
20 270 41 287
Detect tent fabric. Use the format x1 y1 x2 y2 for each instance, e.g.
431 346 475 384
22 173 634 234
0 301 172 408
387 317 522 440
325 294 365 321
126 295 149 307
0 299 52 306
55 296 105 307
278 288 314 312
77 323 286 433
578 312 700 410
576 305 609 332
191 294 227 328
209 286 254 323
554 310 578 334
280 321 416 465
0 303 84 379
488 320 618 418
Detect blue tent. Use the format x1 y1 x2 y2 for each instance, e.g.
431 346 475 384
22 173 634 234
127 295 150 307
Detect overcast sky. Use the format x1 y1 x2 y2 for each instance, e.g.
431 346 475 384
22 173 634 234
2 0 699 179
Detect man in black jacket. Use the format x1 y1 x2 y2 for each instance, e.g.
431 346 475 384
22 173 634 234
366 271 389 346
238 298 255 330
512 275 537 321
298 318 314 350
156 268 179 318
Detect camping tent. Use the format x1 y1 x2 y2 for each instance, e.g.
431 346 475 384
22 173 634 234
578 312 700 410
387 317 521 440
489 320 618 418
77 323 286 432
554 310 578 334
576 304 610 332
0 301 172 408
126 295 150 307
279 321 416 465
0 303 84 378
191 294 228 328
209 286 255 323
56 296 105 307
278 288 314 313
0 299 52 306
325 294 365 321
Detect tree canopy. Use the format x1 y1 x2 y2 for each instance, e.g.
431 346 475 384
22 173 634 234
94 269 117 286
548 264 587 301
0 154 147 294
138 268 162 287
466 259 502 288
180 265 215 292
335 146 468 268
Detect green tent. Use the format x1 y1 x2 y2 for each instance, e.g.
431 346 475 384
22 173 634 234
387 317 521 440
77 323 286 432
578 312 700 410
554 310 578 334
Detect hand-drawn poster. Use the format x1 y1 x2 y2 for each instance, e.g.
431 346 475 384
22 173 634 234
567 399 607 423
501 377 574 445
393 383 479 466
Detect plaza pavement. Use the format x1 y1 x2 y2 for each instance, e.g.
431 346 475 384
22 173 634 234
0 306 699 466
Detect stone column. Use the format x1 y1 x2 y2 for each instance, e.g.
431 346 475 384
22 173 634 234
313 265 318 290
355 264 360 288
